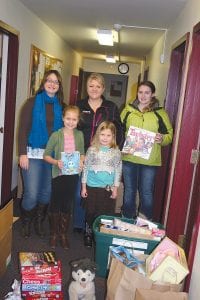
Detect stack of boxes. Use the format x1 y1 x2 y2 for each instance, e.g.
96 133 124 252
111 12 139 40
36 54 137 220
19 252 63 299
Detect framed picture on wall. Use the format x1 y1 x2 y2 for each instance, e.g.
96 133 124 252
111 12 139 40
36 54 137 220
28 45 63 96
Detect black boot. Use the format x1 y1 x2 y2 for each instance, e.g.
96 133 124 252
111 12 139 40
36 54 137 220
34 204 48 238
59 213 70 250
84 222 93 248
49 213 60 249
21 207 36 239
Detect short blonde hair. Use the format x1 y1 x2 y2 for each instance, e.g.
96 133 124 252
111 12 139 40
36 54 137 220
87 72 105 88
91 121 118 149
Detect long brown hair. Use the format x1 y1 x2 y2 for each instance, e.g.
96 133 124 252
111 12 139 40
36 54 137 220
91 121 118 150
137 80 159 111
36 70 64 105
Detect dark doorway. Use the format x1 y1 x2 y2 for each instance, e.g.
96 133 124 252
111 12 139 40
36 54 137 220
0 22 19 207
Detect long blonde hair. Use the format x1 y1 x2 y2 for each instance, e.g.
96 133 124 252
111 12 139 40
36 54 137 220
91 121 118 150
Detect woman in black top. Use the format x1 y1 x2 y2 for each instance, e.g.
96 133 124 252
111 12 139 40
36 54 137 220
75 72 123 246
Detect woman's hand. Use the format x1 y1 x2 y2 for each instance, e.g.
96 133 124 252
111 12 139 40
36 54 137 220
19 155 29 170
155 133 163 144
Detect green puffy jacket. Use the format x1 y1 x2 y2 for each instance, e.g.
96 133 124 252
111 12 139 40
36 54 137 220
120 102 173 166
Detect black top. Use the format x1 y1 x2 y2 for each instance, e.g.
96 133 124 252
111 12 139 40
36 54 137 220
77 96 124 151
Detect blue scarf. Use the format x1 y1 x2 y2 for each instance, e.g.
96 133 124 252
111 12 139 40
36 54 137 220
28 91 63 148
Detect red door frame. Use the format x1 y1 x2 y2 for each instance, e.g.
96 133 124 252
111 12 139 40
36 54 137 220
184 161 200 291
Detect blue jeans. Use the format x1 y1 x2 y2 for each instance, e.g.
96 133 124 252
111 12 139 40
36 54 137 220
21 159 52 211
73 175 85 229
122 161 157 219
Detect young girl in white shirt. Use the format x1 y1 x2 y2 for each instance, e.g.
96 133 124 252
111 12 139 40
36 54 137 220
81 121 122 247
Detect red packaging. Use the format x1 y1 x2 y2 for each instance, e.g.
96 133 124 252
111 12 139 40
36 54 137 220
22 291 63 299
21 262 61 276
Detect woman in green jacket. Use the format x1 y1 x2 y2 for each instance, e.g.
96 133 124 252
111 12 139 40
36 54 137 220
121 81 173 220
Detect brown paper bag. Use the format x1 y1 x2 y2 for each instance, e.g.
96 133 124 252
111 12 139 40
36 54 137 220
106 258 184 300
135 288 188 300
106 258 152 300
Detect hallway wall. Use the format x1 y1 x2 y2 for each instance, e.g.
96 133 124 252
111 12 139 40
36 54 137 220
0 0 83 189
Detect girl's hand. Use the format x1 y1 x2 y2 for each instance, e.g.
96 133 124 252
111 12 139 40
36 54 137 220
155 133 163 144
81 188 88 198
110 186 118 199
57 160 63 169
79 160 84 172
19 155 29 170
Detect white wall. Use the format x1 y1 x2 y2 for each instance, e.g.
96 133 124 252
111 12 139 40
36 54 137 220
0 0 83 189
83 58 141 103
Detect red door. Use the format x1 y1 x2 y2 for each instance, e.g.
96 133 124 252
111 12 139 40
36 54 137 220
165 24 200 245
153 36 189 222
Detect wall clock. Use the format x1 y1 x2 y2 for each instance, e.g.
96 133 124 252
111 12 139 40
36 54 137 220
118 63 129 74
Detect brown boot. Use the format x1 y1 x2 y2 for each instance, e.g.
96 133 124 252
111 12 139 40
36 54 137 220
60 213 70 250
49 213 59 249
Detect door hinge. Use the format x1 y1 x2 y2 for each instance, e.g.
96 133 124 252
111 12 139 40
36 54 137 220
190 149 199 164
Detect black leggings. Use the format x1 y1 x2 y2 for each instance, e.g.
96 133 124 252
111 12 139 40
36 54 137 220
49 175 79 214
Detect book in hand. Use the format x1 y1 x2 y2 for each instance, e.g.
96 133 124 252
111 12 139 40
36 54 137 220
61 151 80 175
122 126 156 160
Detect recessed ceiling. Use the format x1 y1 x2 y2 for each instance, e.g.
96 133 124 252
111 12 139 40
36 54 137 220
18 0 188 62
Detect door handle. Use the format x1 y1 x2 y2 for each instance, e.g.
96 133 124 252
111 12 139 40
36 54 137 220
0 127 4 133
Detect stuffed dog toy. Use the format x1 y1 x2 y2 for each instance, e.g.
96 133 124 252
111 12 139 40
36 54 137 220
68 258 96 300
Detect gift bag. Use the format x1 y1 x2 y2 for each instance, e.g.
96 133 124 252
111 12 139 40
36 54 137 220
106 258 184 300
135 288 188 300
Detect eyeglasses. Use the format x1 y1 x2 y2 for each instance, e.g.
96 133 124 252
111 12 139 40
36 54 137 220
46 79 59 85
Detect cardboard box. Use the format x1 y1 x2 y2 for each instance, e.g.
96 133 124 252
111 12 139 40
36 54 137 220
100 225 161 241
146 237 189 284
0 200 13 239
0 227 12 277
0 200 13 278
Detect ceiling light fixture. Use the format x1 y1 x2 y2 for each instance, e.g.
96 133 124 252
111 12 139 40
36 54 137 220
105 55 116 63
97 29 114 46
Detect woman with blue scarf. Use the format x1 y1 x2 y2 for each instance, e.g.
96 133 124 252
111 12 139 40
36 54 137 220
18 70 64 239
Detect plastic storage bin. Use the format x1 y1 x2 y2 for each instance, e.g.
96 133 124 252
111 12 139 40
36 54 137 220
93 215 163 278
